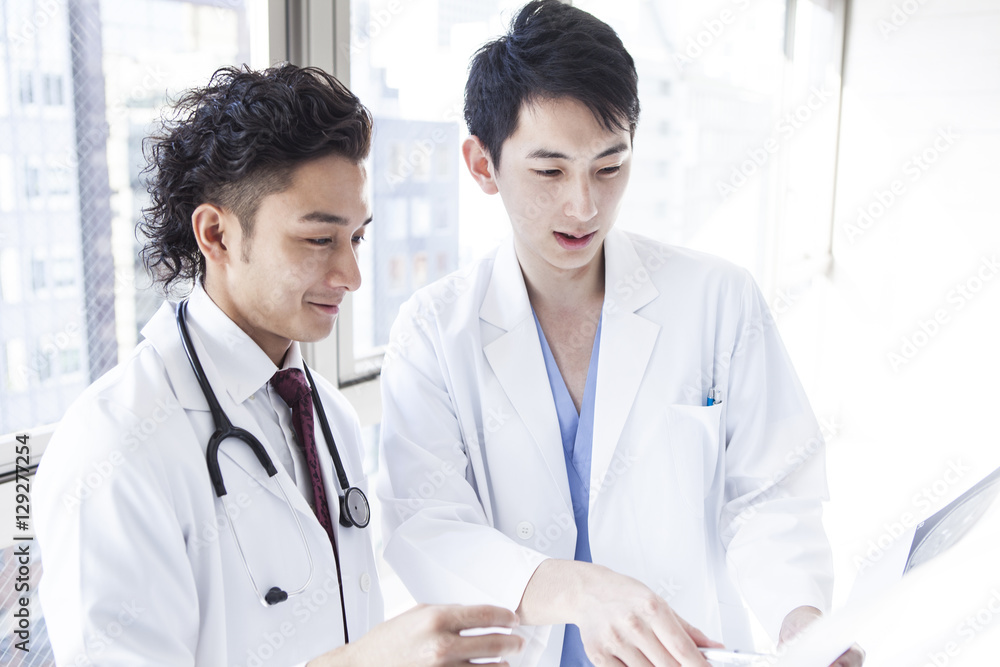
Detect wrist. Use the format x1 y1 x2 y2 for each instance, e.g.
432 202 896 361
519 558 600 626
306 641 362 667
779 605 823 645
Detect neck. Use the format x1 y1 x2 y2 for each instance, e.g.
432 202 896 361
515 239 605 312
201 276 291 367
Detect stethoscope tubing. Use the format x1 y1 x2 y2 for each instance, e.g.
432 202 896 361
175 300 368 525
302 365 370 529
223 477 315 607
173 298 365 632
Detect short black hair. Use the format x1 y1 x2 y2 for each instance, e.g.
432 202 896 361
464 0 639 168
139 64 373 294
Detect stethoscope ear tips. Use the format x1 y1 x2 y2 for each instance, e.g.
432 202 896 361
265 587 289 605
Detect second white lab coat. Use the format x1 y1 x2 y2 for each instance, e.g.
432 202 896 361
379 228 833 665
35 296 383 666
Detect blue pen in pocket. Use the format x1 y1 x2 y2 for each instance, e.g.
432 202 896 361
707 388 721 406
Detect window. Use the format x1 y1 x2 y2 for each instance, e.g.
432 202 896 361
32 257 47 292
340 0 845 383
0 249 22 305
0 155 14 212
343 0 517 381
4 340 29 394
0 0 269 436
18 71 34 105
60 347 82 375
51 256 76 289
23 163 41 199
47 164 72 196
43 73 64 105
33 344 57 384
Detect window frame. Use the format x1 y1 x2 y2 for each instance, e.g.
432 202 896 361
327 0 850 422
271 0 386 426
0 0 849 462
0 0 359 463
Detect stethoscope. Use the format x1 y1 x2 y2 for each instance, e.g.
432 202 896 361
175 300 369 624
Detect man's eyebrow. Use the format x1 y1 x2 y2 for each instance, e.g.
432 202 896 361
526 148 570 160
525 142 629 161
594 142 629 160
299 212 373 226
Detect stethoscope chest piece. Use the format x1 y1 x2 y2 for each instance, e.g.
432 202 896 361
341 486 370 528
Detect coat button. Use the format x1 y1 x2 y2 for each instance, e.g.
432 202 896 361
515 521 534 539
359 572 371 592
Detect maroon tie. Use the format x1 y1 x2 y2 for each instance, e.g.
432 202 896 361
270 368 337 550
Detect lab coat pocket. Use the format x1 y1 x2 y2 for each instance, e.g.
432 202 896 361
666 403 723 517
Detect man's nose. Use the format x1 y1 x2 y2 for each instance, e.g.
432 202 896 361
329 241 362 292
564 175 597 221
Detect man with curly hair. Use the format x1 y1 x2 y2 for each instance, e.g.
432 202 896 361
33 64 524 666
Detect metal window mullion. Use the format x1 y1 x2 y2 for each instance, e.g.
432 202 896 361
278 0 379 404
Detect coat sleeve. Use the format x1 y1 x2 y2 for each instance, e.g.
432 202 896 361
719 271 835 639
35 394 205 665
377 296 548 613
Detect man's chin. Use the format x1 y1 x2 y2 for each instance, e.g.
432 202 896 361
547 246 603 272
295 319 338 344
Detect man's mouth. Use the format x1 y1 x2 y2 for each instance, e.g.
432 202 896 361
310 302 341 315
554 230 597 249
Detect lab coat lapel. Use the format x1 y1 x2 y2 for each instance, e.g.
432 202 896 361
480 239 572 513
141 301 315 517
590 230 660 507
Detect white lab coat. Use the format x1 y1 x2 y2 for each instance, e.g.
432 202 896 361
34 298 383 666
379 229 833 665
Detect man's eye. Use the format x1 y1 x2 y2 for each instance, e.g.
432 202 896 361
308 238 333 246
534 169 561 177
352 235 366 245
600 165 622 175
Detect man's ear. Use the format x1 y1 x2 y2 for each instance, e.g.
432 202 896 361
191 203 234 267
462 136 499 195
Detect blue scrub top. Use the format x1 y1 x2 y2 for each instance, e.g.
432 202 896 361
532 310 602 667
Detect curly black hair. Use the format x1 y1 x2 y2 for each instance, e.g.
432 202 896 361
464 0 639 168
138 63 373 294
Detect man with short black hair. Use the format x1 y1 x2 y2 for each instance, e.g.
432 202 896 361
35 63 523 666
379 2 864 666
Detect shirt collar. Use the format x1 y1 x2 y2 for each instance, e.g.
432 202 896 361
185 284 303 405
